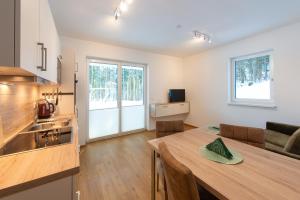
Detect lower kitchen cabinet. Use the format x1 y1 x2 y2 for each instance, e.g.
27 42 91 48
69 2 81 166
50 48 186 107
1 176 79 200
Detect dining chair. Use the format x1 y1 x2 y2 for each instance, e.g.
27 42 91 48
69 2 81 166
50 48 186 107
158 142 200 200
155 120 184 198
156 120 184 138
220 124 265 148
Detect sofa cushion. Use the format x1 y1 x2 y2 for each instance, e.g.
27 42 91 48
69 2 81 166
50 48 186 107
265 130 290 147
266 122 300 136
283 128 300 155
265 142 284 153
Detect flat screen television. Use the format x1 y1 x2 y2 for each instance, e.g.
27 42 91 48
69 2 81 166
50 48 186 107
169 89 185 103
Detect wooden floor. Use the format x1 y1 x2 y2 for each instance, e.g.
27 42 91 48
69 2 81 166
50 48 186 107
79 126 195 200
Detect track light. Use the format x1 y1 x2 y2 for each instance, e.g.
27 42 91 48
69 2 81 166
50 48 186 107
114 0 133 20
125 0 133 4
114 8 121 20
120 1 128 12
193 31 212 44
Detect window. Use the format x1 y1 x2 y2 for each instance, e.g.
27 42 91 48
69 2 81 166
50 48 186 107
229 50 275 107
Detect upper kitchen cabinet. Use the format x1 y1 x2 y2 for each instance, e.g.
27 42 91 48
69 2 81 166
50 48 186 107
0 0 60 83
39 0 61 82
18 0 40 75
0 0 15 68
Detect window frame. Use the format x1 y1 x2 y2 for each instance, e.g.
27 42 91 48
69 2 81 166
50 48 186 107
228 50 276 108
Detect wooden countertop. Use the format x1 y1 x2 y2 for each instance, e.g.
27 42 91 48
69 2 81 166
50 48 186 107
0 115 80 198
148 128 300 200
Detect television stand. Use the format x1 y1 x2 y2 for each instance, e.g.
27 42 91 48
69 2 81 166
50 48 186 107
150 102 190 118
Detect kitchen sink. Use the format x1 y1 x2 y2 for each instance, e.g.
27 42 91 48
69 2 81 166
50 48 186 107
29 119 71 132
0 126 73 157
29 123 54 131
36 117 72 124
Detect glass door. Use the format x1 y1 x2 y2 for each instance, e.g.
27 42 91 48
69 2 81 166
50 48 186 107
88 59 145 141
121 65 145 132
88 61 119 140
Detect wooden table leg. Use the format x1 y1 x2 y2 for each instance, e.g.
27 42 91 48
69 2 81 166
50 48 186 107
151 150 156 200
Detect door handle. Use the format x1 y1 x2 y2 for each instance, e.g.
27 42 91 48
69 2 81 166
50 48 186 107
37 43 44 70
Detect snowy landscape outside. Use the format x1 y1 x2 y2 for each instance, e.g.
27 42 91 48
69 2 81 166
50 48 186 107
234 54 271 100
89 63 144 110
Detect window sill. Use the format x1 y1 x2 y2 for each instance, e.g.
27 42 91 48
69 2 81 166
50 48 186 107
228 101 277 109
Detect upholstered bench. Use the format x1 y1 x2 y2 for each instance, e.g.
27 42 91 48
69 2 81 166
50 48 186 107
220 124 265 148
265 122 300 160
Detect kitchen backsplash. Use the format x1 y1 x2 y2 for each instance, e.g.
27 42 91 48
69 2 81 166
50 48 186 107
0 84 39 144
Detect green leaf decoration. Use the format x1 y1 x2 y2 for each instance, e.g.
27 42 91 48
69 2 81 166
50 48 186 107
206 138 233 160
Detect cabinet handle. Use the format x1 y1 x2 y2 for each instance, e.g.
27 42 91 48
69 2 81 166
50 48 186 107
37 43 44 70
43 47 47 71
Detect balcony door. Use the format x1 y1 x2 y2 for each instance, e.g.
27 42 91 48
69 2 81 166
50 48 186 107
88 59 146 141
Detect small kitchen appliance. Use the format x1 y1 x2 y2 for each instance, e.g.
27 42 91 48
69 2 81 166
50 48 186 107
37 99 55 119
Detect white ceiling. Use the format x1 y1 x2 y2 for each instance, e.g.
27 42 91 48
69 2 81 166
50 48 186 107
49 0 300 57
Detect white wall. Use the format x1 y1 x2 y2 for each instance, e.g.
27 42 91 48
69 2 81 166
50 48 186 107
39 48 75 116
61 37 184 145
183 22 300 129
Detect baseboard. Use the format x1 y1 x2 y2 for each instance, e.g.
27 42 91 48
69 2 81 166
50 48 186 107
184 123 198 128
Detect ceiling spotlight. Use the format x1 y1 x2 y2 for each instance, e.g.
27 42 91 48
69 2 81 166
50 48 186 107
193 31 212 44
193 31 204 42
114 0 133 20
125 0 133 4
120 1 128 12
114 8 121 20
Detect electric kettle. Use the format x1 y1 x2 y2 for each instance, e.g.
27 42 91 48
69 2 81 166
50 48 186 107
37 99 55 119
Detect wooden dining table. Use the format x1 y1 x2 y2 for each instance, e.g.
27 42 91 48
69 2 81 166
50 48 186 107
148 128 300 200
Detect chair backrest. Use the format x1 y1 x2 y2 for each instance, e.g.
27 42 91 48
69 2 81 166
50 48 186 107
220 124 265 148
159 142 200 200
156 120 184 138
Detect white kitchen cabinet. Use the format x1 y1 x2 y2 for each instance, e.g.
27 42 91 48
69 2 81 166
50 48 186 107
150 102 190 118
38 0 60 82
0 0 16 67
18 0 40 75
0 0 60 83
0 0 39 73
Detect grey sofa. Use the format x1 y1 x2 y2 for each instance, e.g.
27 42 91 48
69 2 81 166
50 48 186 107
265 122 300 160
